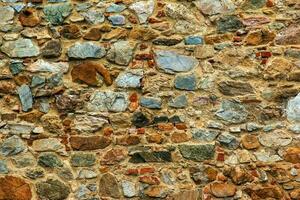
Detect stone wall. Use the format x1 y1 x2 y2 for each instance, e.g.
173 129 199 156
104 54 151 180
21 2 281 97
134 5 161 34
0 0 299 199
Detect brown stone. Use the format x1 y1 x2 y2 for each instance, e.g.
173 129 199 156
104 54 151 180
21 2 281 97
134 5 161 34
194 45 214 59
264 58 293 80
139 176 160 185
171 132 189 143
19 8 40 27
241 134 260 149
210 182 236 198
218 81 254 96
284 147 300 163
101 148 127 165
276 24 300 45
103 28 128 40
60 24 81 39
145 185 169 198
168 190 200 200
291 189 300 200
0 176 32 200
99 173 121 198
244 184 283 200
71 61 112 86
70 136 111 150
83 28 102 40
116 135 140 146
288 71 300 81
129 27 159 41
244 29 275 45
19 110 44 122
146 133 164 144
0 80 16 94
230 167 254 185
204 33 233 44
41 40 62 58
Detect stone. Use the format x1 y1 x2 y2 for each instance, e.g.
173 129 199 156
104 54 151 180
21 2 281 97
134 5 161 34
32 138 65 153
108 14 126 25
122 180 136 197
19 8 40 27
129 26 158 41
215 100 248 124
17 84 33 112
60 24 81 39
0 6 14 24
243 0 267 9
179 144 215 161
210 182 236 198
241 134 260 149
218 81 254 95
43 3 72 25
87 91 129 112
1 38 39 58
168 94 188 108
0 135 26 156
26 168 44 179
41 40 62 58
71 61 112 86
174 74 197 91
284 147 300 164
194 0 235 15
36 179 70 200
287 93 300 122
217 132 239 149
165 3 196 21
145 185 169 198
0 160 8 174
129 150 172 163
140 96 162 109
0 176 32 200
276 24 300 45
129 0 154 24
184 36 204 45
103 27 128 40
67 42 106 59
153 37 182 46
192 128 220 142
81 9 105 24
106 3 126 13
38 152 63 168
259 131 292 147
83 28 102 40
132 112 150 127
107 40 135 66
70 153 96 167
72 115 108 133
99 173 121 198
101 148 127 165
217 15 243 33
194 45 214 59
154 50 199 74
244 29 275 45
70 136 111 150
254 150 282 162
27 60 69 74
115 69 143 88
10 60 24 75
77 169 97 179
244 184 283 199
2 122 35 135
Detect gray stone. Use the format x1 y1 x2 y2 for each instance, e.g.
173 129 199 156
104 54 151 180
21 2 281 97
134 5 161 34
72 114 108 133
289 124 300 134
27 60 69 74
217 132 239 149
38 152 63 168
0 160 8 174
165 2 196 21
122 180 136 197
207 120 224 130
70 153 96 167
154 50 199 74
1 38 39 58
108 15 126 25
168 94 188 108
78 169 97 179
215 100 248 124
179 144 215 161
254 150 282 163
26 168 44 179
87 91 129 112
0 135 26 156
32 138 66 154
57 167 74 180
2 122 34 135
129 150 172 163
0 6 14 24
107 41 135 66
286 93 300 122
43 3 73 25
243 0 266 9
9 60 24 75
81 9 105 24
258 131 292 147
31 75 46 88
192 128 220 142
194 0 235 15
174 74 197 91
37 179 70 200
99 173 121 198
129 0 154 24
67 42 106 59
115 69 143 88
17 84 33 112
246 122 262 132
76 2 92 11
140 96 162 109
106 3 126 13
13 154 36 168
217 15 243 33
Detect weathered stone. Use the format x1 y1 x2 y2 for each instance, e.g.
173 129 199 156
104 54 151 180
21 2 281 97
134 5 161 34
174 74 197 91
107 40 135 66
0 176 32 200
217 15 243 33
99 173 121 198
0 6 14 24
77 169 97 179
32 138 65 153
179 144 215 161
192 128 220 142
165 2 197 21
217 132 239 149
243 0 267 9
70 136 111 150
284 147 300 163
19 8 40 27
103 27 128 40
2 122 35 135
43 3 72 25
26 168 44 179
17 84 33 112
122 180 136 197
287 93 300 122
244 29 275 45
115 69 143 88
81 9 104 24
67 42 106 59
140 96 162 109
0 160 8 174
154 50 199 74
38 152 63 168
210 182 236 198
41 40 62 58
129 0 154 24
218 81 254 95
27 60 69 74
83 28 102 40
132 112 150 128
241 134 260 149
215 100 248 124
129 26 158 41
259 131 292 147
70 153 96 167
0 135 26 156
36 179 70 200
244 184 284 200
106 3 126 13
153 37 182 46
60 24 81 39
1 38 39 58
168 94 188 108
108 14 126 25
144 185 169 198
184 36 204 45
101 148 127 165
129 150 172 163
194 0 235 15
194 45 214 59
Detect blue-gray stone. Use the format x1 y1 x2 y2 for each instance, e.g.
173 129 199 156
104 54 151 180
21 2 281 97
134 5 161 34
168 94 188 108
9 60 24 75
40 99 50 113
31 75 46 87
217 132 239 149
81 9 105 24
17 84 33 112
215 100 248 124
0 160 8 174
108 14 126 25
1 38 40 58
140 96 162 109
154 50 199 74
179 144 215 161
174 74 197 91
71 153 96 167
0 6 14 24
76 2 92 11
106 3 126 13
47 73 63 88
67 42 106 59
217 15 243 33
11 3 25 12
289 124 300 134
115 69 143 88
287 93 300 122
38 152 63 168
0 135 26 156
43 3 73 25
184 36 204 45
192 128 220 142
107 41 135 66
285 49 300 59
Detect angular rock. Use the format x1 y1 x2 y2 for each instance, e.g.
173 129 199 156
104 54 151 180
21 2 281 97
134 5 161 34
0 6 15 24
165 3 196 21
154 50 199 74
192 128 220 142
258 131 292 147
0 135 26 156
283 147 300 164
179 144 215 161
129 0 154 23
217 132 239 149
38 152 63 168
107 40 135 66
27 60 69 74
101 148 127 165
243 0 267 9
83 28 102 41
276 24 300 45
1 38 39 58
60 24 81 39
0 160 8 174
168 94 188 108
19 8 40 27
70 153 96 167
184 36 204 45
67 42 106 59
81 9 104 24
122 180 136 197
215 100 248 124
2 122 35 135
129 150 172 163
41 40 62 58
77 169 97 179
0 176 32 200
218 81 254 95
43 3 72 25
153 37 182 46
115 69 143 88
241 134 260 149
194 45 214 59
244 184 283 200
17 84 33 112
70 136 111 150
140 96 162 109
99 173 121 198
217 15 243 33
106 3 126 13
194 0 235 15
36 179 70 200
72 114 108 133
174 74 197 91
129 26 158 41
32 138 65 153
108 14 126 25
210 182 236 198
286 93 300 122
132 112 150 128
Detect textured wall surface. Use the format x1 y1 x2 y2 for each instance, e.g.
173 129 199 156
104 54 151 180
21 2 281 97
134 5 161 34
0 0 300 199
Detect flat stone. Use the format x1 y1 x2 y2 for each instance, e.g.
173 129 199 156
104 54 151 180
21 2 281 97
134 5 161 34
218 81 254 95
43 3 72 25
107 40 135 66
284 147 300 163
129 0 154 24
81 9 105 24
41 40 62 58
244 184 283 200
286 93 300 122
0 135 26 156
19 8 40 27
99 173 121 198
17 84 33 112
32 138 65 153
217 15 243 33
153 37 182 46
60 24 81 39
122 180 136 197
27 60 69 74
243 0 266 9
106 3 126 13
26 168 44 179
101 148 127 165
70 153 96 167
0 176 32 200
87 91 129 112
165 2 196 21
13 154 36 168
154 50 199 74
115 69 143 88
258 131 292 147
129 26 158 41
31 75 45 87
210 182 236 198
0 6 14 24
217 132 239 149
129 150 172 163
108 14 126 25
168 94 188 108
174 74 197 91
67 42 106 59
2 121 34 135
1 38 39 58
194 45 214 59
194 0 235 15
72 114 108 133
36 179 70 200
70 136 111 150
192 128 220 142
77 169 97 179
254 150 282 162
140 96 162 109
215 100 248 124
184 36 204 45
9 60 24 75
83 28 102 40
241 135 260 149
38 152 63 168
179 144 215 161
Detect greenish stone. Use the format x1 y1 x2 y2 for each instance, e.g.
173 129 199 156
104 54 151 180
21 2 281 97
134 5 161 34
217 132 239 149
0 135 26 156
192 128 220 142
17 84 33 112
9 60 24 75
0 160 8 174
36 179 70 200
70 153 96 167
168 94 188 108
140 96 162 109
174 74 197 91
215 100 248 124
31 75 46 87
179 144 215 161
244 0 266 9
26 167 45 179
38 152 63 168
129 151 172 163
217 15 243 33
43 3 73 25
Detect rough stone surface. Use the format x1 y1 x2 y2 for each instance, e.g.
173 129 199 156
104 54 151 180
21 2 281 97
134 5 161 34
36 179 70 200
0 176 32 200
1 38 40 58
107 40 135 66
129 0 154 24
67 42 106 59
179 144 215 161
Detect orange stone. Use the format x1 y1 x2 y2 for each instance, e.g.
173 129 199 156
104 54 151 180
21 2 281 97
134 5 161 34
83 28 102 41
210 182 236 198
60 24 82 39
101 148 127 165
19 8 40 27
284 147 300 163
171 132 189 143
0 176 32 200
241 134 260 149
